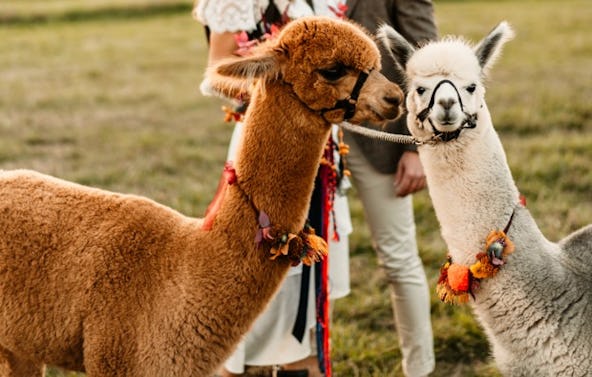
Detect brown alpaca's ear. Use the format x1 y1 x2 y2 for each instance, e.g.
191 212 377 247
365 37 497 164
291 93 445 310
216 50 281 82
204 48 282 100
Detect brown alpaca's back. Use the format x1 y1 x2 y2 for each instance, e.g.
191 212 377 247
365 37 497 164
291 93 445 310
0 170 195 373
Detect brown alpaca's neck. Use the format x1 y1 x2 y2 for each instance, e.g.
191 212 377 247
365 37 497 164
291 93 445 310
211 79 331 332
231 81 331 231
171 82 332 376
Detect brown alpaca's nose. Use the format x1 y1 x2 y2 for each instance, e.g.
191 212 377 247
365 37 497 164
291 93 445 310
384 95 401 107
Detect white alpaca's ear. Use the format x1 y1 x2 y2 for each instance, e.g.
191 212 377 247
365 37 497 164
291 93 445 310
474 21 515 76
376 24 415 71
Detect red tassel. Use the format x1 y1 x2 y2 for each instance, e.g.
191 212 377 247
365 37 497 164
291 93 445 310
201 162 238 231
319 140 335 377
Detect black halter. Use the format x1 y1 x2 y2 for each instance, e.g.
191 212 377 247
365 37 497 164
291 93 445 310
319 69 371 121
417 79 478 142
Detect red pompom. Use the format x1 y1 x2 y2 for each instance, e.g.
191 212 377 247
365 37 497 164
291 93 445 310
447 264 470 292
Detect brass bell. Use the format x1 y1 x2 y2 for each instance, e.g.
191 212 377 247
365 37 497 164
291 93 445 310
281 233 288 243
487 240 504 259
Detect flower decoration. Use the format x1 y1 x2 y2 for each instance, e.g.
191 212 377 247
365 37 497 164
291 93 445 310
329 3 348 19
261 24 282 43
337 127 351 177
234 31 259 57
268 230 299 262
264 223 328 266
222 105 244 123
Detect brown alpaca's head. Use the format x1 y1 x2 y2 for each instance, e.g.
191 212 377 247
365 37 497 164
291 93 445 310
206 16 404 125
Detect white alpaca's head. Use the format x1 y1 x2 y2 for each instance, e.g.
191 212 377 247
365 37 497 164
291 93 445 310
378 22 514 142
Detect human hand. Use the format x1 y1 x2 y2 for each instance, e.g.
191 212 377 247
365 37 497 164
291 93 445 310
208 31 240 65
394 151 426 197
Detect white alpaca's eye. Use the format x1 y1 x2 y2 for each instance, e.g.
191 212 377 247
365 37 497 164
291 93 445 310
466 84 477 94
416 87 426 95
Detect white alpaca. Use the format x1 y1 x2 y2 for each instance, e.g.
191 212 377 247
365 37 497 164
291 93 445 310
0 17 403 377
378 22 592 376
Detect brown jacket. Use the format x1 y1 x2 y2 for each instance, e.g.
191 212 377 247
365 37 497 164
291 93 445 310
346 0 438 173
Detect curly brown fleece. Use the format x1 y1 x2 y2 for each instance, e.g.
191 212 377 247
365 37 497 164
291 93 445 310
0 17 402 377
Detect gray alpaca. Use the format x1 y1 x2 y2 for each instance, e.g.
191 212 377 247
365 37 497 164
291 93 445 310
378 21 592 376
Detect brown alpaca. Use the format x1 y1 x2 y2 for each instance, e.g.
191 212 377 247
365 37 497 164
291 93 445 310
0 17 402 377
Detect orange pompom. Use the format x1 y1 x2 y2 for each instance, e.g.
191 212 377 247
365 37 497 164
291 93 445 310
301 234 328 266
447 263 470 292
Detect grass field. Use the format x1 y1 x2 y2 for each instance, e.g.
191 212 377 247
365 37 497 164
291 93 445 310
0 1 590 376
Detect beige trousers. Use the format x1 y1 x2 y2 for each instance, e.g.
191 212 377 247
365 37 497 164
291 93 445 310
343 132 435 377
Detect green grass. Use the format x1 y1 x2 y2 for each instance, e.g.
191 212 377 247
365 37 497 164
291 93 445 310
0 1 590 376
0 0 191 24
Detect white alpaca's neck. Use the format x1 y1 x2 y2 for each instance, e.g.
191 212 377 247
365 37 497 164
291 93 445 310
420 104 520 265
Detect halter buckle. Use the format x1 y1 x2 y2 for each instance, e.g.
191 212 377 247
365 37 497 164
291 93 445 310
320 69 372 121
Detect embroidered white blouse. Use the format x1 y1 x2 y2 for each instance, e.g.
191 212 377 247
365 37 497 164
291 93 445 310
194 0 341 33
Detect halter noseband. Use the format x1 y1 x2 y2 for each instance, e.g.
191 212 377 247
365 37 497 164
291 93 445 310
319 69 372 121
337 79 481 146
417 79 478 143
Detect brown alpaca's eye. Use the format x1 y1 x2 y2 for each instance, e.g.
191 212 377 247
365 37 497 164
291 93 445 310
318 64 347 81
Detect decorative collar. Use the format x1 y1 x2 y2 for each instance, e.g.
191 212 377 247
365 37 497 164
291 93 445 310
256 211 328 266
203 162 328 267
437 195 526 304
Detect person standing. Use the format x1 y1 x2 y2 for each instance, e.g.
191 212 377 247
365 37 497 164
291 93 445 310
342 1 438 376
194 1 352 376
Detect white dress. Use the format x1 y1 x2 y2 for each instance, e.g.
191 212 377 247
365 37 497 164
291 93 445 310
195 0 350 372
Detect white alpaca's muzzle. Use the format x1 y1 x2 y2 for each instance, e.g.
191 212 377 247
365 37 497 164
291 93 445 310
417 79 478 142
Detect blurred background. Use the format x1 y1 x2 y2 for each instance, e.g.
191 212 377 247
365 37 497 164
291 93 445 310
0 0 590 376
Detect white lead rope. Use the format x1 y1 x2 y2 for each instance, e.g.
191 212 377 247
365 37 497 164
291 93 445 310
338 121 422 145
